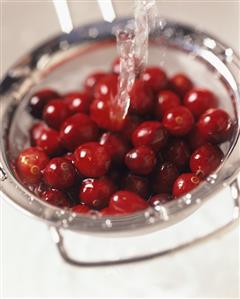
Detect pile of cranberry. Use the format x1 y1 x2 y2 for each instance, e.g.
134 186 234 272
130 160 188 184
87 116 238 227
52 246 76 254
14 57 233 216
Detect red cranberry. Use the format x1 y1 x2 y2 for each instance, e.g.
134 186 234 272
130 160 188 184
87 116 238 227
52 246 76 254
121 115 141 141
172 173 201 197
184 88 218 118
109 191 149 214
153 162 179 194
122 173 149 198
16 147 49 184
187 126 208 150
43 99 70 130
30 122 46 144
64 91 92 114
100 207 116 216
84 72 106 93
164 139 191 169
125 146 156 175
99 132 128 164
155 90 181 119
197 108 233 143
43 157 76 189
79 178 115 209
149 193 173 206
190 143 223 177
132 121 168 152
111 57 120 74
41 189 70 207
64 152 75 165
60 113 99 151
129 79 153 115
74 142 111 177
170 73 193 98
163 106 194 136
94 74 118 101
72 204 90 214
28 89 60 118
142 67 168 93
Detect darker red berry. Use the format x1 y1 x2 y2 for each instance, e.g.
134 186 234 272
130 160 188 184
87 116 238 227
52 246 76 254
79 177 115 209
16 147 49 184
64 152 75 165
197 108 233 143
122 173 149 198
94 74 118 101
41 189 70 207
74 142 111 177
43 157 76 189
163 106 194 136
64 91 92 114
132 121 168 152
84 71 106 93
170 73 193 98
164 139 191 169
109 191 149 214
60 113 99 151
149 193 173 206
172 173 201 197
43 99 70 130
190 143 223 177
142 67 168 93
155 90 181 119
187 126 208 150
72 204 90 214
121 115 141 141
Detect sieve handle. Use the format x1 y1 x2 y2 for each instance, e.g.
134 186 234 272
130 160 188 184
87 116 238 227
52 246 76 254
50 178 240 267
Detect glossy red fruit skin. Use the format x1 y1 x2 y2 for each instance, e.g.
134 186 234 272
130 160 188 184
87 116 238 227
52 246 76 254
84 72 106 93
99 132 129 164
111 57 120 74
163 106 194 136
64 91 92 114
149 193 173 206
125 146 156 175
30 122 46 144
153 162 179 194
41 189 70 207
100 207 117 216
190 143 223 177
184 88 218 118
74 142 111 177
170 73 193 98
121 115 141 141
129 80 153 115
123 173 149 198
197 108 233 143
64 152 75 165
43 157 76 189
142 67 168 93
155 90 181 119
60 113 99 151
28 89 60 118
43 99 70 130
187 126 208 150
79 178 115 209
94 74 118 101
164 139 191 169
172 173 201 197
109 190 149 214
72 204 90 214
132 121 168 152
16 147 49 184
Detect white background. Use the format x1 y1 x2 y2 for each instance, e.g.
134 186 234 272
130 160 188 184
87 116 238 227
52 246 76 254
1 1 240 297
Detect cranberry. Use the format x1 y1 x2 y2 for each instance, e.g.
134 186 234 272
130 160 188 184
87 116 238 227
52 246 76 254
142 67 168 93
30 122 46 144
72 204 90 214
28 89 60 118
99 132 128 164
122 173 149 198
187 126 208 150
184 88 218 118
43 99 70 130
125 146 156 175
153 162 179 194
190 143 223 177
100 207 116 216
94 74 118 101
41 189 70 207
64 152 75 165
149 193 173 206
121 115 141 141
197 108 233 143
16 147 49 184
64 91 92 114
129 79 153 115
60 113 99 151
155 90 181 119
79 178 115 209
132 121 168 152
164 139 191 169
163 106 194 136
111 57 120 74
172 173 201 197
74 142 111 177
109 191 149 214
170 73 193 98
43 157 76 189
84 71 106 93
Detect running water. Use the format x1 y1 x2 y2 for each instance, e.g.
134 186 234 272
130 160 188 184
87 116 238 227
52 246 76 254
110 0 158 129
